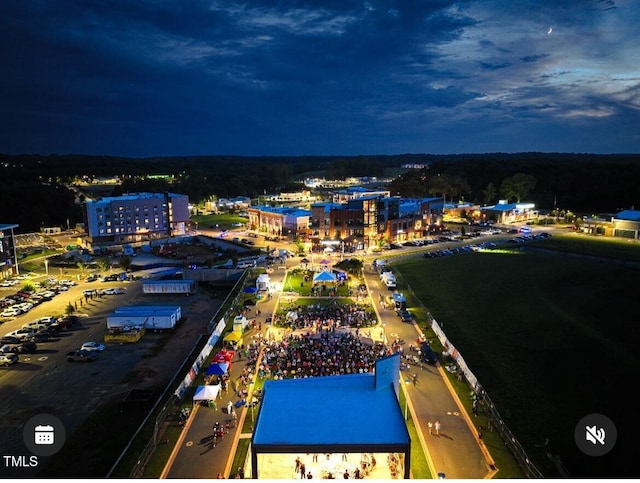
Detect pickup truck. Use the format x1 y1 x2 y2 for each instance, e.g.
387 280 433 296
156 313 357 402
66 350 98 362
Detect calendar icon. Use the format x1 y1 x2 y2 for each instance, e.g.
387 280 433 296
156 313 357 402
34 425 55 445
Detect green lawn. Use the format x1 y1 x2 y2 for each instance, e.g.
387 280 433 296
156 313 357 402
393 242 640 478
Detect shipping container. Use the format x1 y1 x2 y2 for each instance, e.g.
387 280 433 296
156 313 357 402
142 279 196 294
108 305 182 330
115 305 182 321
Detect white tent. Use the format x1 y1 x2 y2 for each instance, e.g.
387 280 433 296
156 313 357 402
193 385 221 402
313 271 337 283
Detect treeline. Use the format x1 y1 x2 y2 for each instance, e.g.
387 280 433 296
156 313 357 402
388 153 640 213
1 152 638 233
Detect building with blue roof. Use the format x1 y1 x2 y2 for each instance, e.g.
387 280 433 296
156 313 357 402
612 209 640 239
480 199 537 224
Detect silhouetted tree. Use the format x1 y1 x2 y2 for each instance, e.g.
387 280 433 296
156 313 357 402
501 173 536 202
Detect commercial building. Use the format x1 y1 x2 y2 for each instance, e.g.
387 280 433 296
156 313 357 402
83 192 190 249
309 196 443 251
247 206 311 238
480 200 537 224
578 210 640 239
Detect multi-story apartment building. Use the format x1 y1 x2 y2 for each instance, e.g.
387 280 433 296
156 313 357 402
0 223 19 278
83 192 190 249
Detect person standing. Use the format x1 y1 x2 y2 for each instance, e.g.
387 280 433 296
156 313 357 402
428 421 433 435
227 400 233 415
434 420 441 436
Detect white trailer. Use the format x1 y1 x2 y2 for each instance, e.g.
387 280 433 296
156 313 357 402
142 279 196 294
112 305 182 330
256 273 270 291
107 310 179 330
233 315 249 333
115 305 182 321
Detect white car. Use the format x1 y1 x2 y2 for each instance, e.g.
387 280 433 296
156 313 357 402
22 320 51 331
80 342 105 352
1 307 21 317
4 328 35 340
14 302 34 312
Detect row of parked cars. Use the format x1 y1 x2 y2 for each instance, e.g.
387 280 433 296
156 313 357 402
0 278 78 318
0 314 81 365
423 241 498 258
0 318 105 366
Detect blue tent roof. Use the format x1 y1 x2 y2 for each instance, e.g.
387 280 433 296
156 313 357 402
206 362 229 375
253 372 409 448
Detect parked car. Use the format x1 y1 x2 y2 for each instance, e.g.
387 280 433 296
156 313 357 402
398 310 413 323
4 328 35 340
0 353 18 366
22 320 51 331
14 302 34 312
0 336 21 345
80 342 105 352
66 350 98 362
420 342 438 365
1 307 22 317
28 332 55 343
1 342 37 354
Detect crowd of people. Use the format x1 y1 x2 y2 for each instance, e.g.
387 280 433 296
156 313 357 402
272 301 378 330
246 331 389 379
289 452 386 479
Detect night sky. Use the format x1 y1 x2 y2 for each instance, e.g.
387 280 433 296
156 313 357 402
1 0 638 157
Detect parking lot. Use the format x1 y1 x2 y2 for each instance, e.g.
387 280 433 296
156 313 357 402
0 271 219 478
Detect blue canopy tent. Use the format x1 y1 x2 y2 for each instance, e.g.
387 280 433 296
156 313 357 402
206 362 229 376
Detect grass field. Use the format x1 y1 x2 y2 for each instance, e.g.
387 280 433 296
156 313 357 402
393 237 640 478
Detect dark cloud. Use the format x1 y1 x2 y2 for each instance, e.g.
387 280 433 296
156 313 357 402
0 0 638 156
